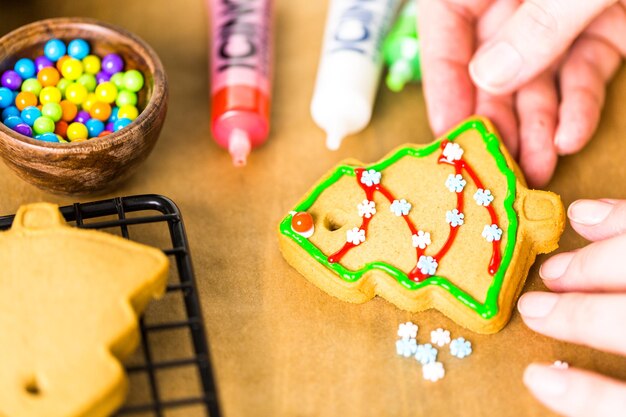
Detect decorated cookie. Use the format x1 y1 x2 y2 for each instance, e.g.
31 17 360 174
0 203 169 417
278 117 565 334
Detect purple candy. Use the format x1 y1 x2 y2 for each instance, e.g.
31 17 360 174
35 56 54 72
1 70 22 91
75 110 91 124
14 123 32 137
96 71 111 84
101 53 124 75
105 122 115 131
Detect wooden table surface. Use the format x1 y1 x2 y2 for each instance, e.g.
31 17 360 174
3 1 626 416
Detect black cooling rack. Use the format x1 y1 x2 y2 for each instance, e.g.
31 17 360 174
0 194 221 417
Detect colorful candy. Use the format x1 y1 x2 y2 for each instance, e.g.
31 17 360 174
1 38 146 142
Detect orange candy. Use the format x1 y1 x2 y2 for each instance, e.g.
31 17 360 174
56 55 70 72
291 212 314 234
54 120 68 138
98 130 112 137
37 67 60 87
15 91 38 111
59 100 78 122
89 101 111 121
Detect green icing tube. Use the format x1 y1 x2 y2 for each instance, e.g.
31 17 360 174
382 1 421 92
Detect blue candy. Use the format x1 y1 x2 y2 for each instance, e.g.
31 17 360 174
20 106 42 127
108 106 119 123
85 118 104 138
14 58 36 79
67 39 90 60
0 87 13 109
113 117 132 131
1 106 19 120
4 116 23 129
37 132 60 142
44 39 67 62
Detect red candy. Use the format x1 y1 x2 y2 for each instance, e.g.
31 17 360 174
291 212 313 234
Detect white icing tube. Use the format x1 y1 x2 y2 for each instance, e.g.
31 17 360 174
311 0 401 150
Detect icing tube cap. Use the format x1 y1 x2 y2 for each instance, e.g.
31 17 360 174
228 128 252 167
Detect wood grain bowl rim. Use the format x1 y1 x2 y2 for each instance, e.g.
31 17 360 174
0 17 167 155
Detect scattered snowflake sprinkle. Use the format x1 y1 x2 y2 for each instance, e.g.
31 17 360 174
445 174 467 193
397 322 418 340
482 224 503 242
430 328 451 347
417 255 438 276
474 189 494 206
422 361 445 382
415 343 438 365
357 199 376 218
396 338 418 358
390 199 412 216
446 209 464 227
552 361 569 369
412 230 431 249
346 227 366 245
360 169 381 187
442 142 464 162
450 337 472 359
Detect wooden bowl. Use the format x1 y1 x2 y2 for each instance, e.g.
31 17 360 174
0 18 168 194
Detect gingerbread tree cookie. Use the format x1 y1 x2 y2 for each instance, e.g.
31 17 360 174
278 117 565 334
0 203 168 417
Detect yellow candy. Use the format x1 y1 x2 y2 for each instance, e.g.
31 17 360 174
61 58 84 81
117 104 139 121
66 122 88 141
64 83 88 105
39 86 62 105
82 55 101 75
94 81 117 104
82 93 98 112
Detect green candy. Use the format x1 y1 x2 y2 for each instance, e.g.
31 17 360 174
115 90 137 107
110 72 125 90
33 116 55 135
77 74 97 92
21 78 42 96
57 78 71 96
122 70 144 93
41 103 63 122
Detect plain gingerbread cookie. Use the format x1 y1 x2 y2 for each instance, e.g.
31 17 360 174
278 117 565 334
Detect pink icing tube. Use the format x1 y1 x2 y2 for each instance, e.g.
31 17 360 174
207 0 274 166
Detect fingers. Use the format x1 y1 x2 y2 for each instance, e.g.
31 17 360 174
554 5 626 154
418 0 494 135
524 364 626 417
475 89 519 158
518 292 626 355
515 70 559 187
568 199 626 241
469 0 615 94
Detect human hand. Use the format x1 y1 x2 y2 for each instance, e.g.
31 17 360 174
418 0 626 187
517 199 626 416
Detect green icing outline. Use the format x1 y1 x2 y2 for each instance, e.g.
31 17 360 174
279 119 519 319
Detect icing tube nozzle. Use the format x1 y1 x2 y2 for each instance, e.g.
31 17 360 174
386 60 413 92
325 130 347 151
228 128 252 167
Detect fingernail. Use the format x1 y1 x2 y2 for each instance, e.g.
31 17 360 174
470 42 523 91
518 292 559 318
539 252 575 281
568 200 614 226
524 364 569 397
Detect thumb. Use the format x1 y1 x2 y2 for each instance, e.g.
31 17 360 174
469 0 616 94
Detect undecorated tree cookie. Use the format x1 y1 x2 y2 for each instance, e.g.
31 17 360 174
278 117 565 334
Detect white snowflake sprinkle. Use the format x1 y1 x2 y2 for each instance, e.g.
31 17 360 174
417 255 438 276
357 199 376 218
346 227 366 245
396 338 418 358
482 224 503 242
450 337 472 359
446 209 464 227
552 361 569 369
360 169 381 187
390 199 412 216
430 328 451 347
474 189 494 206
422 361 445 382
445 174 467 193
397 321 418 340
412 230 431 249
442 142 464 162
415 343 438 365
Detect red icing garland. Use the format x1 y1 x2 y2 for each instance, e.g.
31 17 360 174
328 140 502 282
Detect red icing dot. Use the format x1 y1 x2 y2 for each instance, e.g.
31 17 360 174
291 212 313 233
